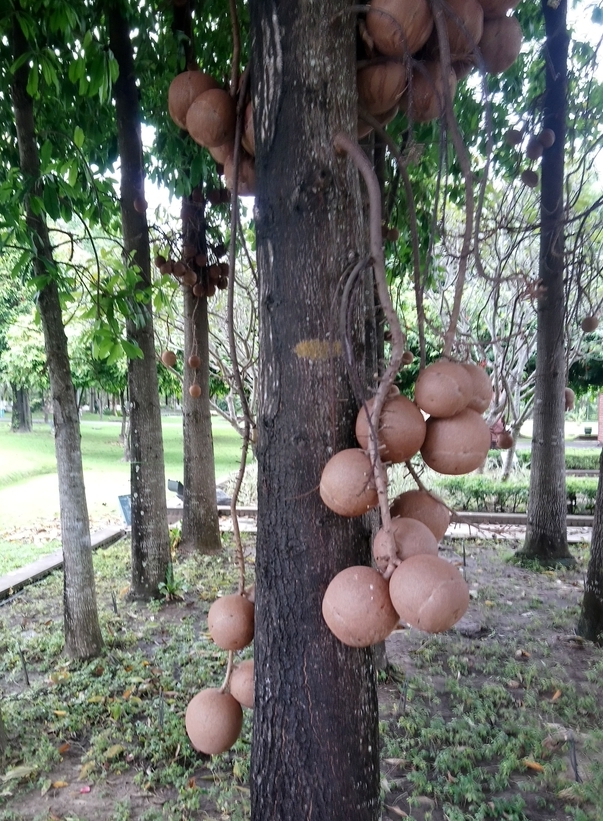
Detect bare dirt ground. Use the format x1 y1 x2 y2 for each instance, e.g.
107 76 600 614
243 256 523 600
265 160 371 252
1 534 601 821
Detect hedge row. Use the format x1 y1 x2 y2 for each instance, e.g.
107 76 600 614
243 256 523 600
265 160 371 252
514 448 601 470
433 475 598 514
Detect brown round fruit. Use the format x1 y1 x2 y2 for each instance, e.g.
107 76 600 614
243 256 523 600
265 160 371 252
504 128 523 147
189 384 202 398
161 350 177 368
173 261 187 277
581 315 599 333
188 354 202 369
208 141 234 165
496 430 514 449
168 70 220 130
401 61 457 123
421 408 491 474
389 554 470 633
192 283 206 298
390 489 450 542
355 394 426 463
423 0 483 62
185 688 243 754
402 350 414 365
133 197 147 214
373 516 438 573
357 61 407 116
537 128 555 149
230 659 254 709
521 169 539 188
208 593 254 651
414 359 473 418
564 387 575 412
186 88 236 148
319 448 378 517
478 16 523 75
366 0 434 59
525 136 544 161
461 362 493 414
154 254 167 268
182 270 198 287
223 152 256 196
322 565 399 647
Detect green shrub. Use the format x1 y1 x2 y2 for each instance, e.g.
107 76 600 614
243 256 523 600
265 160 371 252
515 449 599 470
433 475 598 513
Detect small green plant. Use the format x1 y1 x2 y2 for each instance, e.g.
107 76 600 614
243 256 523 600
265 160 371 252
158 561 186 601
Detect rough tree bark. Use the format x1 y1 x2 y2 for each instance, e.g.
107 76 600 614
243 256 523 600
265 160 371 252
108 2 170 598
519 0 574 565
578 448 603 642
181 262 222 554
10 385 31 432
10 17 103 658
171 5 222 554
249 0 380 818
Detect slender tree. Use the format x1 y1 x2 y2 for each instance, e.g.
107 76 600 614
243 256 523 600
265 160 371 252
518 0 574 565
107 1 170 598
10 10 102 658
249 0 379 817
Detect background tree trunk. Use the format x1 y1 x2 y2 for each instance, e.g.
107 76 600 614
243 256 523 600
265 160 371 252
10 385 31 432
249 0 380 818
520 0 573 565
108 2 170 598
578 448 603 642
181 281 222 553
10 17 102 658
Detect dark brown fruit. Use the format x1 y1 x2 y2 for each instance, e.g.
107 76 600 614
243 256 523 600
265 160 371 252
188 355 202 369
537 128 555 149
154 254 167 268
521 169 539 188
525 137 543 161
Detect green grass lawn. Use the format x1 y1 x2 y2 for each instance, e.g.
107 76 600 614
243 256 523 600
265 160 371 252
0 413 243 556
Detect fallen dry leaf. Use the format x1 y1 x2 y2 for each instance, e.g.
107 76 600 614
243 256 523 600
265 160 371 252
523 759 545 773
58 742 71 754
384 806 408 818
551 689 562 702
51 780 68 789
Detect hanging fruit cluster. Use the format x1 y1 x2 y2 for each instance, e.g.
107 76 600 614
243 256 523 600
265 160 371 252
168 69 255 196
357 0 523 137
320 359 494 647
185 590 255 755
504 125 557 189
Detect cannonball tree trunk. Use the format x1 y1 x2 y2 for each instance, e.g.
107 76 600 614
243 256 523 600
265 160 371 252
520 0 573 565
249 0 380 818
10 18 102 659
578 448 603 642
108 2 170 598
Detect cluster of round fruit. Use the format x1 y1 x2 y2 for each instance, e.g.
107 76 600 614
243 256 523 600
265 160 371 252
168 69 255 196
154 247 229 299
357 0 523 137
504 126 556 189
319 359 495 647
185 590 255 755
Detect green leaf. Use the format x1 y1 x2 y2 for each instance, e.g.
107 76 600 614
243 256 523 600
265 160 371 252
121 339 143 360
106 342 123 365
26 65 39 98
73 126 85 149
43 183 60 222
40 140 53 172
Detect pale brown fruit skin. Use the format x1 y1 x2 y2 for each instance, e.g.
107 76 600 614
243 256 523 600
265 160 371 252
185 688 243 754
564 387 575 412
478 16 523 75
189 384 202 398
223 153 256 196
422 0 483 62
373 516 438 573
241 101 255 156
461 362 493 414
401 61 457 123
366 0 434 59
186 88 236 148
355 394 426 463
319 449 378 517
497 430 514 449
322 566 399 647
421 408 491 474
389 554 470 633
161 350 177 368
188 354 202 369
390 489 450 541
208 594 255 650
230 659 254 709
414 360 473 418
357 61 407 116
168 70 219 130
